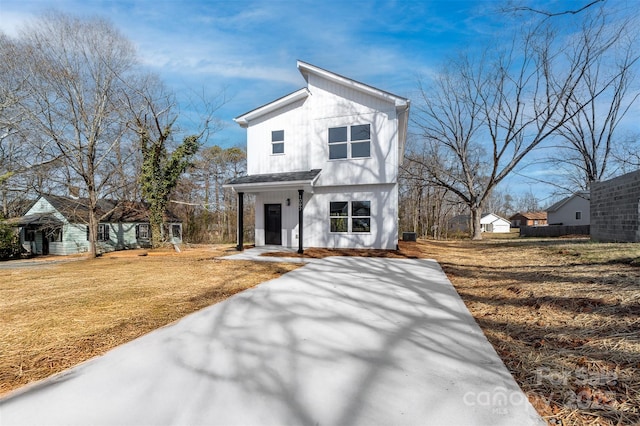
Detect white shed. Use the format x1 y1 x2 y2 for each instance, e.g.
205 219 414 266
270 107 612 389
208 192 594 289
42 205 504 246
480 213 511 233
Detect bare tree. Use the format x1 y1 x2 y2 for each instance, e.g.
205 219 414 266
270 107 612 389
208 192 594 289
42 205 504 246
549 10 639 189
124 77 224 247
14 12 138 256
410 7 631 239
502 0 604 18
0 32 66 216
178 145 247 244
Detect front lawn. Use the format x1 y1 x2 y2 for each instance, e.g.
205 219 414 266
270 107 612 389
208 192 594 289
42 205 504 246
0 245 299 396
416 238 640 426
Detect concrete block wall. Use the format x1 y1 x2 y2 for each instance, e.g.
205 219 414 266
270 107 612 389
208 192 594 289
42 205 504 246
590 170 640 242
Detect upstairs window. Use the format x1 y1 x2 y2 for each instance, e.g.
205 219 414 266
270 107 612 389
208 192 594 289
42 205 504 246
575 211 582 220
328 124 370 159
350 124 370 158
272 130 284 154
328 127 348 159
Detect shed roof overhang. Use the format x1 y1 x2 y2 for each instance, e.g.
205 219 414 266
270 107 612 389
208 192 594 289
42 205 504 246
224 169 321 193
6 213 64 227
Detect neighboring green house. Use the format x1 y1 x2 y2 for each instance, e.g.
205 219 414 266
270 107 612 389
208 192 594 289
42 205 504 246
9 195 182 255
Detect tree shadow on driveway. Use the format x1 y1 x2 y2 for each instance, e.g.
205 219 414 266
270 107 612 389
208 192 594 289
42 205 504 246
0 257 543 425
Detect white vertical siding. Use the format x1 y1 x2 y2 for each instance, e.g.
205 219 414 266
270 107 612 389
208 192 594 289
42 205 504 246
306 184 398 250
246 74 399 187
246 99 309 175
243 67 403 250
254 190 303 247
253 184 397 250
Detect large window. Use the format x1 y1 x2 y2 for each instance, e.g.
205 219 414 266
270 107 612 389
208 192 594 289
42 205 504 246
272 130 284 154
47 228 62 242
329 201 371 233
330 201 348 232
88 224 110 242
97 224 110 241
136 224 150 240
351 201 371 232
328 124 370 159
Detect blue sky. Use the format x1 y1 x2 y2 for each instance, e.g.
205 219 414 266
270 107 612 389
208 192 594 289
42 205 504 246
1 0 637 206
0 0 504 143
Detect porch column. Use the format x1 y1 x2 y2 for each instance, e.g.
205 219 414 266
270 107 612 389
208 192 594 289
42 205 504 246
298 189 304 254
236 192 244 251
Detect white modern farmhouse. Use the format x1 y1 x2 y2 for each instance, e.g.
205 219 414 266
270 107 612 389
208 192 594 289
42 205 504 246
225 61 410 252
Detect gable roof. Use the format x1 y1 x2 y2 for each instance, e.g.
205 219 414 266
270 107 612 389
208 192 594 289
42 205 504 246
41 195 180 223
234 88 310 128
5 212 64 227
234 61 410 123
509 212 547 220
297 61 410 108
234 60 411 163
480 213 510 225
546 191 590 212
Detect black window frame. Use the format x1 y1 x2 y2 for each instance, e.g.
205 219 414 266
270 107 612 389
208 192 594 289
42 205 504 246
329 201 348 232
329 200 371 233
171 224 181 238
97 224 110 242
351 201 371 233
136 223 150 240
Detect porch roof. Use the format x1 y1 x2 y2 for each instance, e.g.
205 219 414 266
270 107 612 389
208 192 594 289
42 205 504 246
224 169 321 193
6 213 64 227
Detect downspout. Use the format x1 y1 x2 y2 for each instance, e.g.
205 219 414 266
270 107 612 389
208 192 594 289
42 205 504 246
237 192 244 251
298 189 304 254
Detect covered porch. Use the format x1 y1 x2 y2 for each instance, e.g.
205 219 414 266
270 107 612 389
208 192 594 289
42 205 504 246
224 169 321 254
7 213 65 255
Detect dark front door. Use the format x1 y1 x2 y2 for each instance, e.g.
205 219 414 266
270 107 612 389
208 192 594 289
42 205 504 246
41 231 49 255
264 204 282 245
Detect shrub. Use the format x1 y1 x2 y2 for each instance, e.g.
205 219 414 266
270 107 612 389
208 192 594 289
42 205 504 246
0 221 21 260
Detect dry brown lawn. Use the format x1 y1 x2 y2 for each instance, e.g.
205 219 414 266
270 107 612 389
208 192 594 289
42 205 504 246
411 238 640 426
0 245 299 397
1 238 639 426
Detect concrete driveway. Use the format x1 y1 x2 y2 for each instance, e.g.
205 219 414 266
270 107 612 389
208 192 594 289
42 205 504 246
0 257 544 425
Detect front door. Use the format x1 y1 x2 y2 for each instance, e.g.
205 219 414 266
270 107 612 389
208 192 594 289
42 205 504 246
264 204 282 245
41 231 49 255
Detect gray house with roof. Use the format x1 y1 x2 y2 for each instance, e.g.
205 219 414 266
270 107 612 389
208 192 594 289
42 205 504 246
546 191 590 226
11 195 182 255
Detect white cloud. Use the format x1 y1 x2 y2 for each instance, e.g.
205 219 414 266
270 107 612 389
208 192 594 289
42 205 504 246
0 10 35 36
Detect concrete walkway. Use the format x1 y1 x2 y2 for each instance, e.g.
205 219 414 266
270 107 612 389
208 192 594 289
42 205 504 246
223 245 313 263
0 257 544 425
